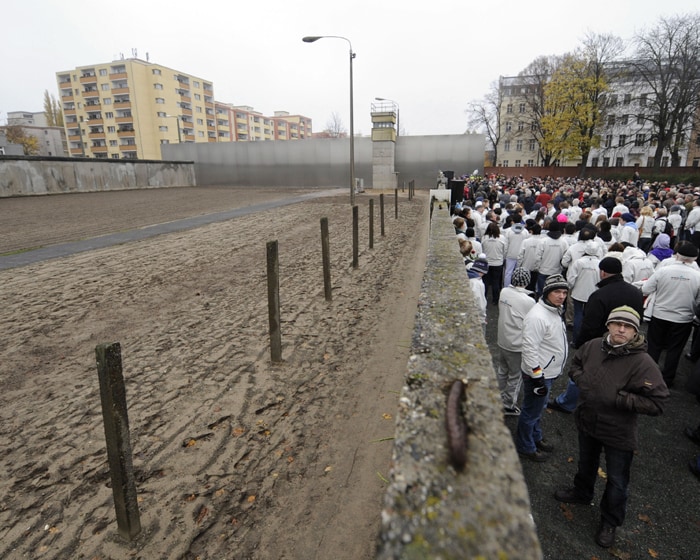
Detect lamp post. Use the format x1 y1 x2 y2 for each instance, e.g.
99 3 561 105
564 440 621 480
302 35 356 206
164 114 181 143
375 97 399 137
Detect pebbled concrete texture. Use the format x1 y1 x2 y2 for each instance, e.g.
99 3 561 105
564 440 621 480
377 202 542 559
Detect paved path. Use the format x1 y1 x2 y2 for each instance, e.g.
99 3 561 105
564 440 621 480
0 187 340 270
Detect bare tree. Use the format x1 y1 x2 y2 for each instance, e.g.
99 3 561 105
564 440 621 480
630 13 700 167
325 112 347 138
466 80 503 165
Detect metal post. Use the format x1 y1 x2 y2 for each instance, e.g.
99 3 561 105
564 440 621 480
321 217 332 301
369 199 374 249
352 205 359 268
380 193 385 236
266 241 282 362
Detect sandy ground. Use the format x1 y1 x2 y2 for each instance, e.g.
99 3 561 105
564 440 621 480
0 188 429 559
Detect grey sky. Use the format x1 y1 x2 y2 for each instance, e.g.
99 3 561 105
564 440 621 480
2 0 698 135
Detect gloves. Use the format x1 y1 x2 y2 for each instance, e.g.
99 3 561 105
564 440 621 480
530 367 547 396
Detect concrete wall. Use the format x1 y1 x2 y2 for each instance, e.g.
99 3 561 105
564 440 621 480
0 157 195 197
162 134 485 189
377 201 541 559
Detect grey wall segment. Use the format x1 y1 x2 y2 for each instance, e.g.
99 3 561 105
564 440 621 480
0 158 195 197
163 134 484 188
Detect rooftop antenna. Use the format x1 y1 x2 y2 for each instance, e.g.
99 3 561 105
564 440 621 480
146 52 149 62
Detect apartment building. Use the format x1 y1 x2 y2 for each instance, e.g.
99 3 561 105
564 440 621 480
498 72 698 168
214 104 312 142
6 111 67 157
56 58 215 159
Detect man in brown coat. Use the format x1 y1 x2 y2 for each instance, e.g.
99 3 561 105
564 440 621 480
554 306 669 548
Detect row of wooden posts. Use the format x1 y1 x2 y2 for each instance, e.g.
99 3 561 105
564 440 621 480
93 184 417 541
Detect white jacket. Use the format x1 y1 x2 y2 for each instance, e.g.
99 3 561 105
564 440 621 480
561 239 605 269
518 234 542 271
685 206 700 233
497 286 536 351
535 233 569 275
642 260 700 322
521 299 569 379
622 247 655 283
481 235 506 267
504 224 528 259
567 254 600 303
469 277 487 324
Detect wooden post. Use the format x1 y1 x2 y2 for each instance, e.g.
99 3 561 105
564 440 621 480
320 217 332 301
369 199 374 249
394 189 398 219
95 342 141 541
352 205 359 269
380 193 385 236
267 240 282 362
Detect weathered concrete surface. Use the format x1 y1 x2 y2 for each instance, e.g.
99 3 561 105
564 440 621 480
377 202 542 559
0 157 195 197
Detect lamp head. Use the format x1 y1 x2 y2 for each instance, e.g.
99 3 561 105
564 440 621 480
302 36 322 43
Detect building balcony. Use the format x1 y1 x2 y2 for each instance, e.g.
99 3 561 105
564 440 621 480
86 118 104 125
109 72 128 80
68 134 81 142
184 134 195 142
119 144 137 151
70 147 84 155
88 131 106 139
64 108 77 116
179 94 192 102
182 108 193 116
80 75 97 83
114 101 131 109
117 129 135 137
62 93 74 101
115 116 133 123
91 145 108 153
82 90 100 98
112 87 129 94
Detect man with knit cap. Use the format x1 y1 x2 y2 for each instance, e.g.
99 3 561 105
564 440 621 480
555 306 668 549
642 242 700 386
497 267 537 415
515 274 569 462
549 255 644 414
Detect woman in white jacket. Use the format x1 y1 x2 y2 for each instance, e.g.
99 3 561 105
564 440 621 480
481 222 506 305
566 241 601 343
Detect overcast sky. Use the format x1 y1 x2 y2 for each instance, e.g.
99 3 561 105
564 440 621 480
2 0 699 135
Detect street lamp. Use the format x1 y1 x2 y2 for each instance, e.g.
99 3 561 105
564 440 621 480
164 114 182 143
302 35 356 205
375 97 399 137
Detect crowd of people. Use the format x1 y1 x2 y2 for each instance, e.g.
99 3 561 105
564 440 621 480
451 173 700 549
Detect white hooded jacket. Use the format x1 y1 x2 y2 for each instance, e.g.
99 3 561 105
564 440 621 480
521 298 569 379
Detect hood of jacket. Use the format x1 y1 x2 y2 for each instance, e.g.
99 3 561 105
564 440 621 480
511 223 525 234
547 230 562 240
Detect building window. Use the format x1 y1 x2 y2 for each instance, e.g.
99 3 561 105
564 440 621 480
99 69 107 76
152 69 161 75
154 83 163 90
519 103 526 113
591 157 599 167
623 94 631 105
155 98 165 104
194 93 201 100
159 126 168 132
662 156 669 167
640 93 647 107
637 114 645 125
693 158 699 168
506 104 513 114
196 106 202 113
516 140 523 151
504 140 511 151
103 98 111 105
615 157 624 167
107 126 116 133
514 160 521 167
635 134 645 146
157 111 167 117
605 134 612 148
198 131 204 137
610 94 618 105
527 159 534 166
618 134 626 147
607 115 615 126
529 139 536 151
196 118 203 125
505 121 512 132
647 157 654 167
109 140 118 146
517 122 524 132
620 115 628 125
502 160 509 166
104 112 114 118
193 81 200 88
101 84 110 91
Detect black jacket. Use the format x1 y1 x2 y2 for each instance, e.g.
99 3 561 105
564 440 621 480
571 334 669 450
575 274 644 348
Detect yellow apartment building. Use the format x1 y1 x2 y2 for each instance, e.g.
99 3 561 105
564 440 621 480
56 58 215 159
214 104 313 142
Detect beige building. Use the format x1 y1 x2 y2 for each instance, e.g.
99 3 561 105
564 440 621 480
56 58 215 159
214 104 312 142
6 111 67 157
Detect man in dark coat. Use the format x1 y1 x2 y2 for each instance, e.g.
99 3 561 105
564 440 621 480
554 307 669 548
548 257 644 413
